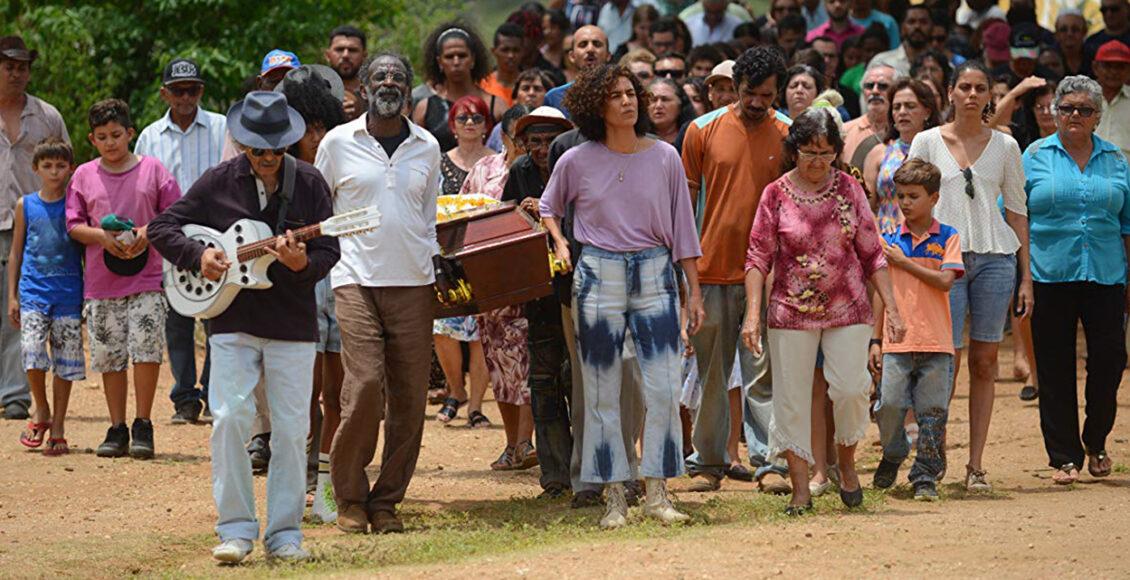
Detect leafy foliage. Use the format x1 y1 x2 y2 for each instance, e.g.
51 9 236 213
2 0 469 161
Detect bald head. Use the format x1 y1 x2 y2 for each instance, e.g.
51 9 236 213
570 25 611 71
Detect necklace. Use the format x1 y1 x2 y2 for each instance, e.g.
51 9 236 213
615 138 643 182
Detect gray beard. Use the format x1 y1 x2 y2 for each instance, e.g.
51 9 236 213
371 94 404 119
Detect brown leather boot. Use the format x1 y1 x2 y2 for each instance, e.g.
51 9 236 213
369 510 405 534
336 504 369 534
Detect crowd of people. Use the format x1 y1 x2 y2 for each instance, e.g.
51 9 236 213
1 0 1129 565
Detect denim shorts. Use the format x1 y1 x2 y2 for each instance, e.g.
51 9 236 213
949 252 1016 349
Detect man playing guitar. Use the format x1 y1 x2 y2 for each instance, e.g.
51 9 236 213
148 91 340 564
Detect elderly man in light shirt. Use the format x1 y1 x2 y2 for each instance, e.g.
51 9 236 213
842 63 897 168
135 57 227 425
315 51 441 536
0 35 70 420
1094 40 1130 159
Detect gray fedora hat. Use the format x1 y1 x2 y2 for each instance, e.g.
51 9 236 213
226 91 306 150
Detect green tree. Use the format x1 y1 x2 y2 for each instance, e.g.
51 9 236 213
3 0 473 161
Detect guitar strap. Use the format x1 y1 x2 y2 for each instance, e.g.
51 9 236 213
273 154 297 235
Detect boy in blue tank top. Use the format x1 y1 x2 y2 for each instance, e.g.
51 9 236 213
8 139 85 456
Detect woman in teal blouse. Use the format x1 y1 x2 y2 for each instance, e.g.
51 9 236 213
1023 75 1130 486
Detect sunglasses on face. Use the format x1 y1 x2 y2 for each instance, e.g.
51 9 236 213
455 113 485 125
249 147 287 157
656 69 685 78
168 84 202 97
963 167 975 199
1057 104 1097 117
862 81 891 91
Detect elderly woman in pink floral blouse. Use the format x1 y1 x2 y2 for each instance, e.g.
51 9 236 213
741 108 906 516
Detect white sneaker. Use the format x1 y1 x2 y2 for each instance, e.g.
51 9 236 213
267 543 310 562
642 478 689 524
809 478 833 497
312 481 338 524
212 539 253 564
599 483 629 529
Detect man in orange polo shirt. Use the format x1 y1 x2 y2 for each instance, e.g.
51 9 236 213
681 46 791 494
480 23 525 108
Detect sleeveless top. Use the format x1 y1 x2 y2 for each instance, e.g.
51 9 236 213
19 193 84 315
440 154 469 196
423 93 498 153
875 140 910 235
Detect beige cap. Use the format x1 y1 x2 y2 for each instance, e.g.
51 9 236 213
705 60 735 86
514 105 574 136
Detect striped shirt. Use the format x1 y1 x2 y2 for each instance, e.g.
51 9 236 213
134 107 226 194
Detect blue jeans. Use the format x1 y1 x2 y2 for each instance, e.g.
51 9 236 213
950 252 1016 349
687 284 784 479
573 246 684 483
209 332 314 550
876 352 953 484
167 310 210 407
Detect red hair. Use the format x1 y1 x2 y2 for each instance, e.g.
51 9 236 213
447 95 493 135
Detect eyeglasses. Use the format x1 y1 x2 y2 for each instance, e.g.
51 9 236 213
1056 104 1097 117
797 150 837 162
455 113 486 125
862 81 891 91
656 69 685 79
167 84 202 97
248 147 287 157
963 167 974 199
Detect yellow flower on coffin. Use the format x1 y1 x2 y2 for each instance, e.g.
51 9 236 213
436 193 503 222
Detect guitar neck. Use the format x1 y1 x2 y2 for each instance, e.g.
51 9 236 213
236 223 322 262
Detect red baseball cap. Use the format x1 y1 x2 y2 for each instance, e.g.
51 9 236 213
1095 40 1130 64
982 20 1011 63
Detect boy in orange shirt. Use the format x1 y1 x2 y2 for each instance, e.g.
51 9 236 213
868 159 963 501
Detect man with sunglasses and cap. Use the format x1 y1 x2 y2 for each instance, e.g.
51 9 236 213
136 57 227 426
1095 40 1130 158
0 35 70 421
149 91 340 564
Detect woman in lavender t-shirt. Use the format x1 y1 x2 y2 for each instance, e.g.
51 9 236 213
539 64 705 529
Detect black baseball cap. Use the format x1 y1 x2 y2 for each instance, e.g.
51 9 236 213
1009 23 1040 59
163 58 204 86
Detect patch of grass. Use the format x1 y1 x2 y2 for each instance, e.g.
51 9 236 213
152 490 890 577
1113 463 1129 474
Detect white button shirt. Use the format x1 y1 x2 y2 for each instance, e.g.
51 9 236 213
315 115 440 288
1098 86 1130 161
134 107 226 194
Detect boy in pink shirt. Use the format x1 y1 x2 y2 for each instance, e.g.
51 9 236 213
868 159 963 501
66 99 180 459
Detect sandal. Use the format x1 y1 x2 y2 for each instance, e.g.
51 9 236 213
436 397 466 424
19 420 51 448
1052 463 1079 485
491 445 517 470
467 410 491 429
43 438 69 456
724 463 754 482
513 440 539 470
1087 450 1113 478
783 500 814 517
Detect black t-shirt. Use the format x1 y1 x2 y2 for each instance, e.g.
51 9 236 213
501 154 546 203
376 119 411 158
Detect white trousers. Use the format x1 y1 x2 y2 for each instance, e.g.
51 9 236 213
766 324 873 464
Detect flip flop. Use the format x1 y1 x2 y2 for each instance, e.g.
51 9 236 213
1052 463 1078 485
436 397 466 424
43 438 69 456
19 420 51 448
1088 451 1112 478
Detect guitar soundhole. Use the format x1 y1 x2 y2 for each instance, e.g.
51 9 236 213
205 283 213 292
197 239 205 245
239 265 248 273
195 287 203 296
241 276 249 284
185 283 193 292
206 242 214 248
236 236 243 244
235 224 242 233
178 275 186 283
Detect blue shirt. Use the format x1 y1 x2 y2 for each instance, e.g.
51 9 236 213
1023 133 1130 285
544 82 572 118
851 10 900 48
19 192 83 316
134 107 227 194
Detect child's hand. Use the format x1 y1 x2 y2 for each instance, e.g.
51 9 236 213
7 300 18 329
124 226 149 258
882 242 911 268
99 229 130 259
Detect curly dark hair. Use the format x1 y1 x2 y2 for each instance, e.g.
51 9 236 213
783 108 845 170
88 98 133 130
280 76 346 156
910 48 953 88
732 46 787 92
563 64 651 142
422 20 490 85
884 78 941 141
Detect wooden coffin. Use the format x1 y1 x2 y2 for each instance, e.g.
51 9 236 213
433 202 553 318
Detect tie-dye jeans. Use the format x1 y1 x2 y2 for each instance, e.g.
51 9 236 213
572 245 685 484
875 352 954 484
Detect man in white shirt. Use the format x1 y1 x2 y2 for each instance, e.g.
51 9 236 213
686 0 746 46
597 0 638 55
134 57 226 425
1094 39 1130 158
315 52 441 536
